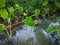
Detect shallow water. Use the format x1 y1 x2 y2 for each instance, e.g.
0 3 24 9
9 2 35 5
0 18 60 45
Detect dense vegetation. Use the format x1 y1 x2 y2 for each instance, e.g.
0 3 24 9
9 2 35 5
0 0 60 39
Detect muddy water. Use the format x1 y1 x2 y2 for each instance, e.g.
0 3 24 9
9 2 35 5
0 18 60 45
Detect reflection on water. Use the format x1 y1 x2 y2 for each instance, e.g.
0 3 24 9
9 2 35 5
11 24 51 45
12 25 37 45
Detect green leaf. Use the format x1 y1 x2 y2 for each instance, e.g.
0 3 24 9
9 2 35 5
0 0 5 8
0 9 8 19
8 7 14 13
35 9 40 18
42 0 48 6
24 17 35 26
0 24 4 32
18 7 23 14
47 25 58 34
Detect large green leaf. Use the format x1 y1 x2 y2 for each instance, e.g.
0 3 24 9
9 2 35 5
47 25 58 34
0 0 5 8
0 24 4 32
24 17 35 26
0 9 8 19
35 9 40 18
